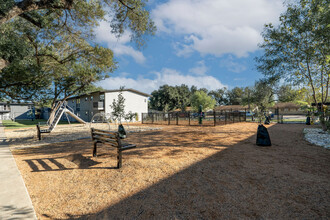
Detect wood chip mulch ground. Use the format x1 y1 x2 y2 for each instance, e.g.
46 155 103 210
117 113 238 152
10 122 330 219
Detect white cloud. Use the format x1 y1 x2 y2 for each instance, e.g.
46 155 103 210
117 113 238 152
189 60 208 75
94 20 146 64
152 0 284 57
220 56 247 73
97 68 226 94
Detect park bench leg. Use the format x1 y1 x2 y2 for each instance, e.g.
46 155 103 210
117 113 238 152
117 147 122 169
36 125 41 140
93 142 98 157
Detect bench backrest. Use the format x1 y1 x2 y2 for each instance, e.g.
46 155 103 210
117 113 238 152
91 128 121 148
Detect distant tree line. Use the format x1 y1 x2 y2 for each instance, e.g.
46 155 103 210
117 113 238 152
149 82 307 112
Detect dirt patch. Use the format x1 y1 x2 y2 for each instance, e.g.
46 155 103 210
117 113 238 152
10 123 330 219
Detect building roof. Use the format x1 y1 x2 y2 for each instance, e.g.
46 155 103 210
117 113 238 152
214 105 248 111
103 89 151 97
67 88 151 100
273 102 300 109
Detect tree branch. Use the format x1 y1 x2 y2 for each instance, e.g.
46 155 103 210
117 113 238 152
117 0 135 11
0 0 74 25
19 13 42 28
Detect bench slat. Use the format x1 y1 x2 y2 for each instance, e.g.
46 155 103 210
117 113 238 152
93 136 118 145
92 131 117 139
92 128 117 134
120 144 136 151
93 140 117 147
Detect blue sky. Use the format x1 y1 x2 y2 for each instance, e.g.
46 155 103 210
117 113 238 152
95 0 285 94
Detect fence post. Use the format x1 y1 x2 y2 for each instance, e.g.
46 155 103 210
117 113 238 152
213 110 216 126
152 113 154 124
142 113 144 124
176 112 179 125
232 110 235 123
225 111 227 124
277 107 280 123
188 112 191 126
245 108 247 122
168 113 170 125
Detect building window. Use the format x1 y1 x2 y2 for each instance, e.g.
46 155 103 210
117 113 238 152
85 111 88 115
100 94 105 101
85 97 88 101
91 96 93 101
144 99 146 102
72 100 75 103
76 99 80 104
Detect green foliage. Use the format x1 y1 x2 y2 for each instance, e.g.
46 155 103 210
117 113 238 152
256 0 330 106
208 88 228 105
125 111 136 122
227 87 244 105
277 84 300 103
111 89 126 123
190 91 216 112
149 84 192 112
0 0 156 103
240 86 254 109
250 79 275 113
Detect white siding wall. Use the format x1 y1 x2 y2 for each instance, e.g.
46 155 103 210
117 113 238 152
0 113 10 120
105 91 148 121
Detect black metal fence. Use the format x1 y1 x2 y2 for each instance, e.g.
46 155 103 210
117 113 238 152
143 107 313 126
142 111 246 126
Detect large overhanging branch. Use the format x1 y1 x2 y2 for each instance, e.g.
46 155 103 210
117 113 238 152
19 13 42 28
0 0 74 25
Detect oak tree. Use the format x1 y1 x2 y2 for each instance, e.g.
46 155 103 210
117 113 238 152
256 0 329 108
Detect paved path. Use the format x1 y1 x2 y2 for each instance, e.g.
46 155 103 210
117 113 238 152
0 120 37 219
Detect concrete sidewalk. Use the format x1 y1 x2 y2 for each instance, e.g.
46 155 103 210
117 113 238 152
0 120 37 219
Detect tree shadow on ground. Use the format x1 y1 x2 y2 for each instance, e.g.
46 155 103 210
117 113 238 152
0 205 35 220
34 123 329 219
24 154 119 171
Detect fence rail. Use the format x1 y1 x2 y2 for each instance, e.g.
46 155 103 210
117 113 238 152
143 107 313 126
142 110 247 126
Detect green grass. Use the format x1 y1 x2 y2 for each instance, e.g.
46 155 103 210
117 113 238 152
281 118 306 122
2 119 78 129
246 118 307 123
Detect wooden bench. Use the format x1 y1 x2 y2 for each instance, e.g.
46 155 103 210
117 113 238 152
91 128 136 168
36 124 50 140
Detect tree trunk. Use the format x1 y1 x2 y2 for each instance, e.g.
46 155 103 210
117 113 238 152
0 59 8 70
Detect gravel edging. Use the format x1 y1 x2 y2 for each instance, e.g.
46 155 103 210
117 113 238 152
303 128 330 149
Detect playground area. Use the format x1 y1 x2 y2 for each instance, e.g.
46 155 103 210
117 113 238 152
6 122 330 219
